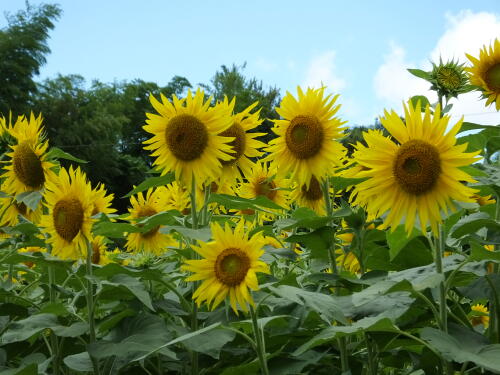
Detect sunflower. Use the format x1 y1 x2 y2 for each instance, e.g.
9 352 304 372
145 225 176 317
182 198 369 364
289 176 327 215
143 89 234 188
350 101 481 234
2 113 56 196
217 97 266 185
466 39 500 110
125 187 176 255
335 249 361 274
0 188 42 226
163 181 191 214
40 167 94 260
238 162 289 220
91 183 116 217
266 86 347 187
181 220 270 314
470 303 489 328
472 194 496 206
90 236 113 266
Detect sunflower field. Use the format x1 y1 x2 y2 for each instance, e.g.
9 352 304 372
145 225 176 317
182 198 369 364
1 24 500 375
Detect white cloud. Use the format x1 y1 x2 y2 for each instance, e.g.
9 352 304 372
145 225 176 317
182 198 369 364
303 51 346 91
374 10 500 125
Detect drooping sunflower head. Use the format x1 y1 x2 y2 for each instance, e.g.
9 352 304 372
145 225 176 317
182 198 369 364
289 175 327 215
335 249 361 274
181 220 270 314
466 39 500 110
238 162 289 220
90 235 113 266
125 187 175 255
217 97 266 185
91 183 116 217
2 113 56 195
0 194 42 226
266 86 347 187
163 181 191 214
350 101 481 235
143 89 234 188
40 166 94 260
470 303 489 328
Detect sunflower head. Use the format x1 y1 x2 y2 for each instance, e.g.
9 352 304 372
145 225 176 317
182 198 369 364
182 220 270 314
143 89 234 188
91 183 116 217
428 59 469 100
350 101 481 235
40 166 94 260
2 113 56 195
266 86 347 187
470 303 489 328
466 39 500 111
125 187 176 255
290 176 327 215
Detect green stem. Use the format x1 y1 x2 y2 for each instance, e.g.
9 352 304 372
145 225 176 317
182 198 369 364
322 177 349 373
364 332 377 375
249 305 269 375
414 290 441 327
486 275 500 343
48 266 60 375
189 175 199 375
85 239 100 375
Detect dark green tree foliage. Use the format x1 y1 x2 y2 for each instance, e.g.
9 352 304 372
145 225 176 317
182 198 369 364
0 2 61 115
32 74 191 212
340 118 390 157
203 64 281 143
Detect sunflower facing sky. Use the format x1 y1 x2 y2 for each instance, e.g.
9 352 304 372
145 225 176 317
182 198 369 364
266 86 347 187
143 89 234 188
182 220 270 314
217 97 266 186
350 101 481 235
2 113 56 196
40 167 94 260
125 187 176 255
466 38 500 111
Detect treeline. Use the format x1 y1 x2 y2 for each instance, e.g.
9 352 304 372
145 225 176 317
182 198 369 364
0 2 376 212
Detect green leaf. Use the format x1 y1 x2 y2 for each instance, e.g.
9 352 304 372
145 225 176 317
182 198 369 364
286 226 334 261
51 322 88 337
421 325 500 373
63 352 93 372
100 274 154 311
409 95 431 109
450 212 500 239
15 191 43 211
459 122 500 134
0 363 38 375
407 68 431 80
98 309 136 333
46 147 87 163
294 317 398 356
274 208 330 231
122 173 174 198
181 327 236 359
386 225 420 260
208 193 283 211
1 314 57 343
92 221 141 238
330 176 368 191
470 242 500 262
160 225 212 242
268 285 346 324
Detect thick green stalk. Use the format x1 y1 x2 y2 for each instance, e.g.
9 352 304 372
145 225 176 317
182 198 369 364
250 306 269 375
85 239 100 375
321 178 349 373
48 266 60 375
189 175 199 375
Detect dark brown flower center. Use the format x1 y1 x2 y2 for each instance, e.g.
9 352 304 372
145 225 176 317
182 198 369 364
393 140 441 195
13 141 45 189
485 63 500 91
92 242 101 264
301 176 323 201
285 115 324 159
255 177 277 201
53 198 84 242
220 122 246 166
165 114 208 161
214 247 250 286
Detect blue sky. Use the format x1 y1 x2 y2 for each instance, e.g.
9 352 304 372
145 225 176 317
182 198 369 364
2 0 500 125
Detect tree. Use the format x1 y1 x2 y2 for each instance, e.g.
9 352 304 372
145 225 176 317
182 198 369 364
0 2 61 115
203 63 281 143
